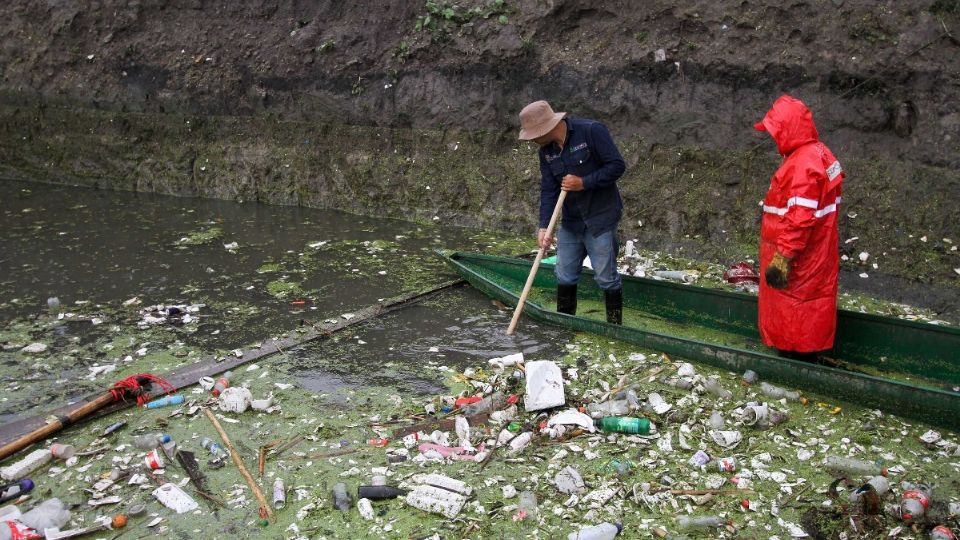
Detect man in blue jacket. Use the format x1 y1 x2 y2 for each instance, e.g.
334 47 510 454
518 100 627 324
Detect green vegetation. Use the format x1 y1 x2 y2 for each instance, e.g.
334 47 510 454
415 0 509 33
174 226 223 246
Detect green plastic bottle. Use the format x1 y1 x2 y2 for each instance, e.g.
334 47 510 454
595 416 651 435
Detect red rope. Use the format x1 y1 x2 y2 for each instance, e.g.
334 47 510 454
110 373 175 406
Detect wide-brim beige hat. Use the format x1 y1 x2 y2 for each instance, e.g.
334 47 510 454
518 100 566 140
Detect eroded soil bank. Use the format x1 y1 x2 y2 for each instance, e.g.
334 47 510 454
0 0 958 297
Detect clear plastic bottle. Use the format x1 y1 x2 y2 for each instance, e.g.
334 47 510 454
568 522 623 540
703 379 733 400
586 400 630 418
18 498 71 532
132 433 170 450
47 297 60 316
759 382 808 404
332 482 351 511
823 456 887 477
517 490 538 520
461 391 506 416
200 437 228 460
676 515 724 529
660 376 693 390
595 417 652 435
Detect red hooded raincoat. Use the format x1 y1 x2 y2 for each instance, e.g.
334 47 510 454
755 95 844 352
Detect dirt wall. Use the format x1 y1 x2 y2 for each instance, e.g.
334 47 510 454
0 0 958 292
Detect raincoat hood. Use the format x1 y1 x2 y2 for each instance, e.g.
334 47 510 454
754 95 819 156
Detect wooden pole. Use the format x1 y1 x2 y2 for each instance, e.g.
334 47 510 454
507 190 567 335
0 392 133 461
204 409 274 520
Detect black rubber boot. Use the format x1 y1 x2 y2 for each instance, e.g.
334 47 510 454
605 288 623 325
557 284 578 315
777 349 820 363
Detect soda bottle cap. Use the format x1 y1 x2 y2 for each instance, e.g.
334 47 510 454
614 523 623 533
20 478 34 491
880 467 888 476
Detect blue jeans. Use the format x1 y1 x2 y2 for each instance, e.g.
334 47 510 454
555 227 622 290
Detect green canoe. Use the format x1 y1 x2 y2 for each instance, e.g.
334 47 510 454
442 251 960 431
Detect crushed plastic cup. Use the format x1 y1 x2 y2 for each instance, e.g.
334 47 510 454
144 449 164 470
741 404 769 426
717 457 737 472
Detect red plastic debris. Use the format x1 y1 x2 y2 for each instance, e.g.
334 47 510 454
723 262 760 284
367 438 389 447
454 396 483 409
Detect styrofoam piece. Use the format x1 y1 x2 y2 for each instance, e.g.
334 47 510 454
547 409 597 432
405 485 467 518
1 449 52 481
152 483 199 514
250 394 275 411
218 387 252 413
554 466 586 494
357 498 374 520
524 360 565 412
412 473 472 496
488 352 524 371
455 416 472 450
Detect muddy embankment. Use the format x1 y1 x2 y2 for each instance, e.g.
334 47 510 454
0 0 958 317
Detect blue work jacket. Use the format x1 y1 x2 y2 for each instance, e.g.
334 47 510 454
538 118 626 236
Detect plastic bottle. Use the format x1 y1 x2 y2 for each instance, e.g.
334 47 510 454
660 376 693 390
517 490 538 520
200 437 227 460
0 450 51 482
595 417 651 435
586 400 630 418
47 297 60 315
703 378 733 400
823 456 887 477
211 371 233 397
133 434 170 450
332 482 351 511
676 515 724 529
18 498 71 532
0 480 33 505
709 411 724 430
461 391 506 416
145 394 184 409
357 485 406 500
900 484 932 521
568 522 623 540
931 525 956 540
760 382 808 404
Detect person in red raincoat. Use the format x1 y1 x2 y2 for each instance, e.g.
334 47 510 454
754 95 844 361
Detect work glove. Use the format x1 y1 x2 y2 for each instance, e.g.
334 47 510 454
765 252 791 289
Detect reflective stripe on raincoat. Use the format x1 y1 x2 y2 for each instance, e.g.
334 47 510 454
755 95 844 352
